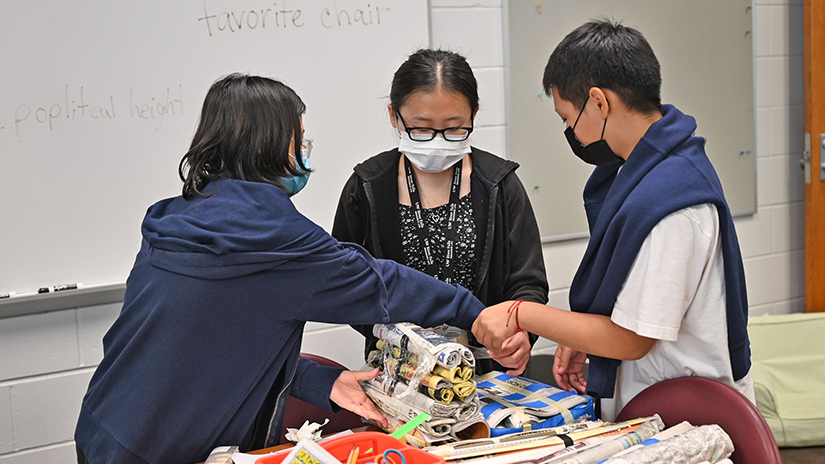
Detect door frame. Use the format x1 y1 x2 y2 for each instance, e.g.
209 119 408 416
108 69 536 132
804 0 825 312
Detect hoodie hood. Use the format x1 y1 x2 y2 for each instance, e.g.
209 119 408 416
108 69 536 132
141 179 331 280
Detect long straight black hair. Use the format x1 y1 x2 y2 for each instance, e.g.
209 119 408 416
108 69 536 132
179 74 307 199
390 49 479 114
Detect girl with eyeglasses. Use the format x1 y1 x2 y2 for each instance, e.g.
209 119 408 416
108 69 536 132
333 49 549 375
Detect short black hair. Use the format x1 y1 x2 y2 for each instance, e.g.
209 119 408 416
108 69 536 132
179 73 307 199
543 19 662 114
390 49 479 113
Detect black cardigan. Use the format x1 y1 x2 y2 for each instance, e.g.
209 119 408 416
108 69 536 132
332 148 549 373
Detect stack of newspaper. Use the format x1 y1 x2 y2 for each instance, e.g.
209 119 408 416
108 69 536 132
425 415 735 464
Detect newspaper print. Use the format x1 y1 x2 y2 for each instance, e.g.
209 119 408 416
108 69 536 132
601 424 734 464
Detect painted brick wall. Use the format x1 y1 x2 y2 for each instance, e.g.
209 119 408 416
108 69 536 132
0 1 805 462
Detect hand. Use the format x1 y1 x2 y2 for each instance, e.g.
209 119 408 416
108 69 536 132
553 344 587 393
472 301 519 352
330 368 388 428
488 330 531 376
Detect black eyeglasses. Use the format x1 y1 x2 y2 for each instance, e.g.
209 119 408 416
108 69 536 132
395 112 474 142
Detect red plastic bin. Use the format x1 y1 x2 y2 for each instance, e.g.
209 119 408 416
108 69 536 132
255 432 445 464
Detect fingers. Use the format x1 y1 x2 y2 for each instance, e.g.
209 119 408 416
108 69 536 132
553 352 567 375
492 334 517 357
488 334 523 360
490 349 527 370
554 345 577 393
348 398 388 428
479 335 502 352
569 373 587 393
554 371 573 392
476 324 502 352
350 367 380 382
359 399 389 428
490 333 530 376
332 370 389 427
505 361 527 376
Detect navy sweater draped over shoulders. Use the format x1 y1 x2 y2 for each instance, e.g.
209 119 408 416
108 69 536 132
569 105 751 398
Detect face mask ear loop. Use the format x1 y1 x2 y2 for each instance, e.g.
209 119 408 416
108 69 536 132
572 95 589 130
599 96 609 140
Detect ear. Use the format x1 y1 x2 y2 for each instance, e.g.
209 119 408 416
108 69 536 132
589 87 610 119
388 104 398 128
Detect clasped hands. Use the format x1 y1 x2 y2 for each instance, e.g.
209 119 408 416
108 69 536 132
473 301 588 394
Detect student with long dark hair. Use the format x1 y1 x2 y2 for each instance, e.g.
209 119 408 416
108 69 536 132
333 50 548 375
74 74 528 464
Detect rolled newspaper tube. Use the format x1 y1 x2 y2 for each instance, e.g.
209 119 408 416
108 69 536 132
386 357 453 390
461 349 475 368
452 380 477 400
457 399 480 421
367 349 383 368
433 364 473 383
379 339 422 367
426 386 456 404
450 413 491 441
373 323 472 369
375 340 401 359
362 381 456 440
459 365 473 381
388 381 462 418
420 418 455 438
375 340 405 364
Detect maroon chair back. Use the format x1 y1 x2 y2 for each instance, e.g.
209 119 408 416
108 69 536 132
278 353 365 445
615 376 782 464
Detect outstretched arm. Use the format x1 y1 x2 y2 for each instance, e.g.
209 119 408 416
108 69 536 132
472 301 656 362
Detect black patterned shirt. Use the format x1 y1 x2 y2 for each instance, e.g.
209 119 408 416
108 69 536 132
399 193 477 291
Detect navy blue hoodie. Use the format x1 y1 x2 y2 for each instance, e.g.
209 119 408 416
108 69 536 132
75 179 484 464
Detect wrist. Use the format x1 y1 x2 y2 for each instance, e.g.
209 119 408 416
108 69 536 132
506 299 525 334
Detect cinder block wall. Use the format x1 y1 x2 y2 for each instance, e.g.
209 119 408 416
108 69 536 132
0 1 804 462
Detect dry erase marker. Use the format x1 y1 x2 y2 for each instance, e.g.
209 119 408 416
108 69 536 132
38 283 83 294
0 292 15 299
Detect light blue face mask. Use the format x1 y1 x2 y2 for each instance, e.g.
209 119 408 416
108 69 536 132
284 148 311 196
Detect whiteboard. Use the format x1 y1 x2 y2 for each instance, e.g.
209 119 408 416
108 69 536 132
504 0 756 241
0 0 428 295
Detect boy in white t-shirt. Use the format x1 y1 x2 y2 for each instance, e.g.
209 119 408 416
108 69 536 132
476 20 753 419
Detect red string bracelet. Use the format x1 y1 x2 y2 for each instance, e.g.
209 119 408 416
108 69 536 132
506 299 525 334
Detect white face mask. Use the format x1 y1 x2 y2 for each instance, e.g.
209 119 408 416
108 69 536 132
398 131 471 173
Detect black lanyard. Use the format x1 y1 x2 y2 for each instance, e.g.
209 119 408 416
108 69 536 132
404 157 462 284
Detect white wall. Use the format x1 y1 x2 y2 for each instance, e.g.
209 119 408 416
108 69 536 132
0 1 805 462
